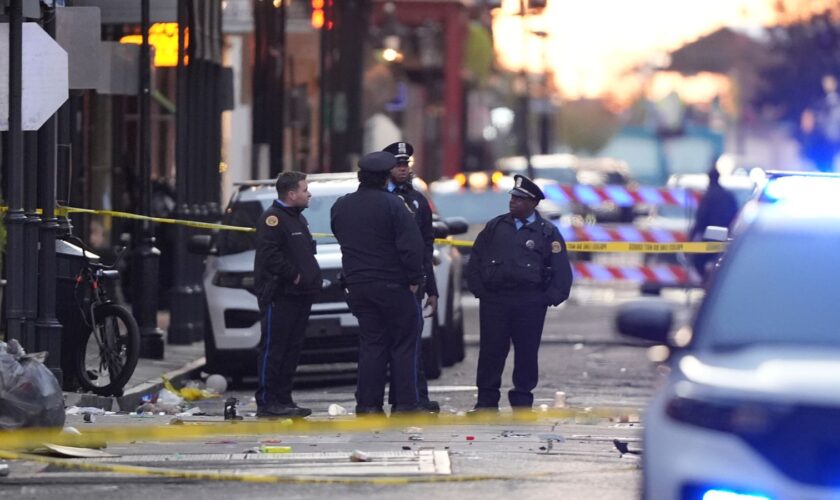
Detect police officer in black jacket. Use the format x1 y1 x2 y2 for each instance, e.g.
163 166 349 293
331 151 425 414
467 175 573 412
253 171 322 418
383 141 441 413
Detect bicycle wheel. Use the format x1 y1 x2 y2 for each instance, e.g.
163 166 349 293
76 303 140 396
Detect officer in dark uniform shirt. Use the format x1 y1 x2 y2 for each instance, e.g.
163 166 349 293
330 151 425 414
253 171 322 418
467 174 573 412
383 141 440 413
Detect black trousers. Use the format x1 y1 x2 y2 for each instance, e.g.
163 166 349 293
388 290 430 406
475 293 548 408
346 282 420 411
255 294 314 407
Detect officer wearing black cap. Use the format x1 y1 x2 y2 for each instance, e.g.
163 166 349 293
383 141 440 413
331 151 425 414
466 174 573 412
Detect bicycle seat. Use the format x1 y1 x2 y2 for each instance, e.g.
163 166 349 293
101 269 121 280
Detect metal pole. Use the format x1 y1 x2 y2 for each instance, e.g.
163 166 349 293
519 0 534 180
168 0 195 345
5 0 26 344
23 130 39 353
135 0 165 359
269 0 286 177
36 0 63 384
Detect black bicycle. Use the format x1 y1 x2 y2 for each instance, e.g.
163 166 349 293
66 235 140 397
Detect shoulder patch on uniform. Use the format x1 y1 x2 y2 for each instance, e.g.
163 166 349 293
552 240 563 253
265 215 279 227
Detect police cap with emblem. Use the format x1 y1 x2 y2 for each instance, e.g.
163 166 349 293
382 142 414 162
359 151 398 172
509 174 545 201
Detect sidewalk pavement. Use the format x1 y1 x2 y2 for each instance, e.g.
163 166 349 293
64 310 207 413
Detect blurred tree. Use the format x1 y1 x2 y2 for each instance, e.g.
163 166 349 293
755 4 840 122
555 99 619 155
755 2 840 168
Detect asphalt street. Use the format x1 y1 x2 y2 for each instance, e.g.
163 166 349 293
0 285 700 500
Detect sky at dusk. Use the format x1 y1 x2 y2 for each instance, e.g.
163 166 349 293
492 0 778 99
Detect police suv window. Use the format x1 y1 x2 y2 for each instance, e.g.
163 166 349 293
217 200 264 255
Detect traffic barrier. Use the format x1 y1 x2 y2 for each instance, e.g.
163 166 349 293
573 262 697 285
559 224 687 243
549 183 701 207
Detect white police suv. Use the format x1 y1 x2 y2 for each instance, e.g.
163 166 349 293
618 172 840 500
191 173 466 382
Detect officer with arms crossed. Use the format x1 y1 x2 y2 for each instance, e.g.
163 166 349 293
383 141 440 413
253 171 322 418
331 152 425 415
467 175 573 412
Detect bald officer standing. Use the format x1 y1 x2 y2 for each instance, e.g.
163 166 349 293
467 175 573 412
331 152 425 415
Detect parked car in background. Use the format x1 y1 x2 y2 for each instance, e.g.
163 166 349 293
618 172 840 499
190 173 467 383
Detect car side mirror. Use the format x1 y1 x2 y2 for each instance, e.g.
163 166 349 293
432 221 450 239
615 300 673 344
444 216 468 236
703 226 728 241
187 234 217 255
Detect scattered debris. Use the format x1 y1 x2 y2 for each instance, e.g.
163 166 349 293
0 340 65 430
553 391 566 408
573 343 584 350
260 445 292 454
403 427 423 434
539 404 549 411
538 433 565 454
613 439 642 457
162 377 220 401
328 404 348 417
0 461 8 477
408 435 424 441
175 407 204 418
224 398 243 421
501 430 531 438
83 413 95 424
41 444 117 459
205 374 228 394
206 440 237 445
401 446 411 451
350 450 371 462
65 407 108 416
465 436 475 441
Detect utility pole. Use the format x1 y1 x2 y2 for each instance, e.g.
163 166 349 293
35 1 63 384
5 0 25 346
518 0 535 180
134 0 165 359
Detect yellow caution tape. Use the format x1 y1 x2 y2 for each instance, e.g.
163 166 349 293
0 408 634 451
566 241 726 254
0 448 637 485
57 206 257 233
435 238 726 253
0 205 728 253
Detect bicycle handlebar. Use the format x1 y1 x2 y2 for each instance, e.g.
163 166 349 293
61 234 128 271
